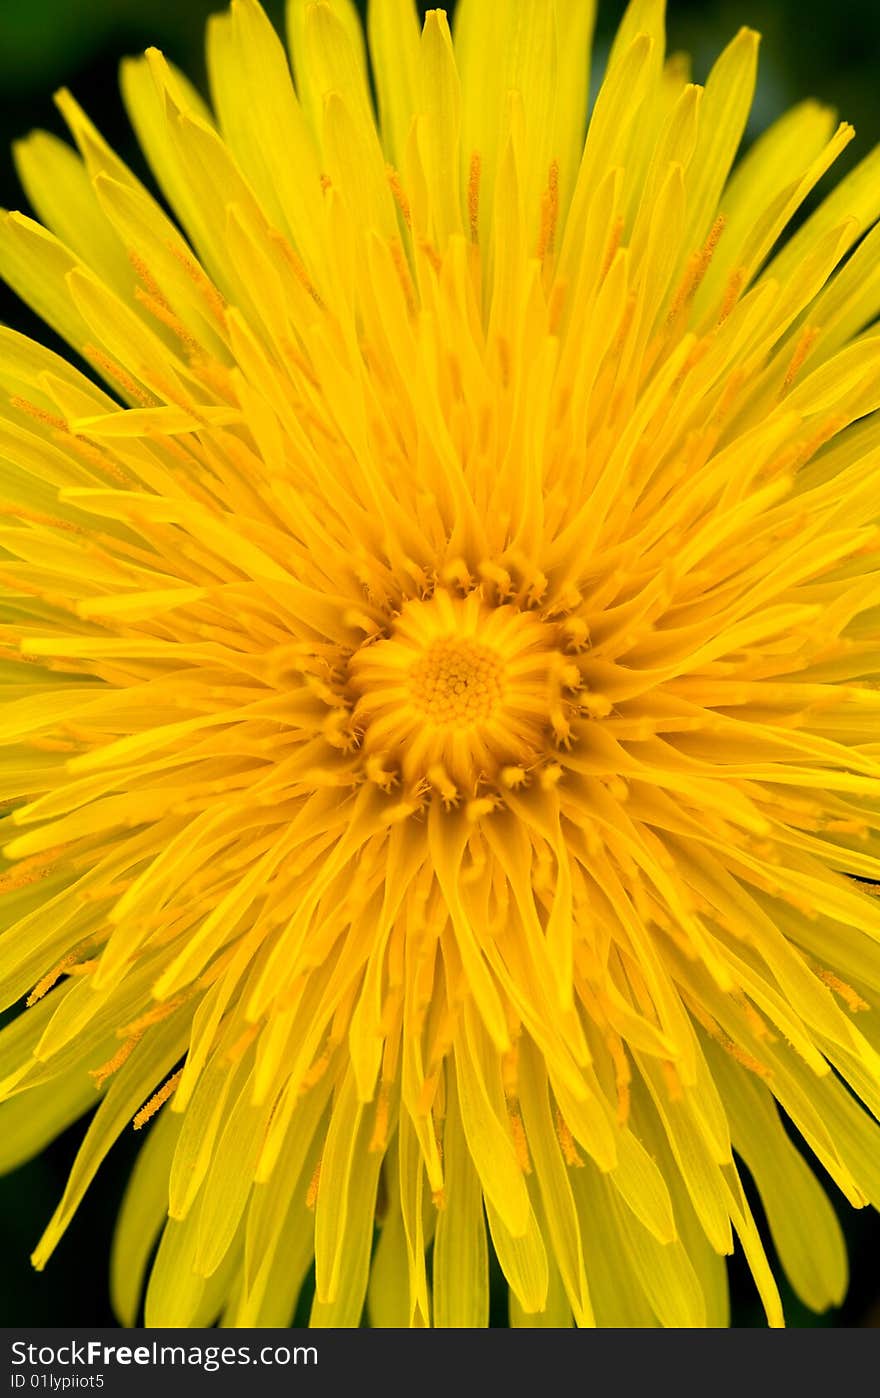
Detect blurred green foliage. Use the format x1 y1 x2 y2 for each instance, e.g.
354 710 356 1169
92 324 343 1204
0 0 879 1329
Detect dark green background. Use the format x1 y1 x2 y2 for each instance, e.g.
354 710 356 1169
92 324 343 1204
0 0 878 1328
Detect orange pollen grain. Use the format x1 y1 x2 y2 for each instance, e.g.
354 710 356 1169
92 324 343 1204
26 952 78 1007
170 248 228 324
133 286 199 350
127 248 167 301
796 413 849 468
717 266 746 324
305 1159 322 1210
508 1105 532 1174
368 1086 391 1153
91 1033 143 1089
419 238 444 274
386 165 412 228
660 1060 683 1102
270 230 323 307
226 1022 261 1061
0 503 83 534
700 215 726 271
818 969 870 1013
116 999 184 1039
133 1068 184 1130
467 151 482 243
536 159 560 261
724 1042 773 1079
668 216 726 322
0 846 67 898
83 346 158 407
8 397 68 432
555 1108 584 1167
782 324 821 393
59 432 130 484
600 215 625 282
390 239 417 317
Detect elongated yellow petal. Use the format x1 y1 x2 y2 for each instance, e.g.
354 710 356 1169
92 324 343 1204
368 0 422 170
110 1108 180 1326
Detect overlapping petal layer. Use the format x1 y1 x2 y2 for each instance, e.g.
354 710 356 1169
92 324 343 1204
0 0 879 1327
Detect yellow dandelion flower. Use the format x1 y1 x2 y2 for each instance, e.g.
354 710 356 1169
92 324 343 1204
2 0 880 1330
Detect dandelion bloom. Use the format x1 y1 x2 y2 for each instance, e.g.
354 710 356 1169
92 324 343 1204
2 0 880 1329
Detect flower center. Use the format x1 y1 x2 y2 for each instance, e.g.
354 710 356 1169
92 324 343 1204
348 588 582 797
409 637 505 726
